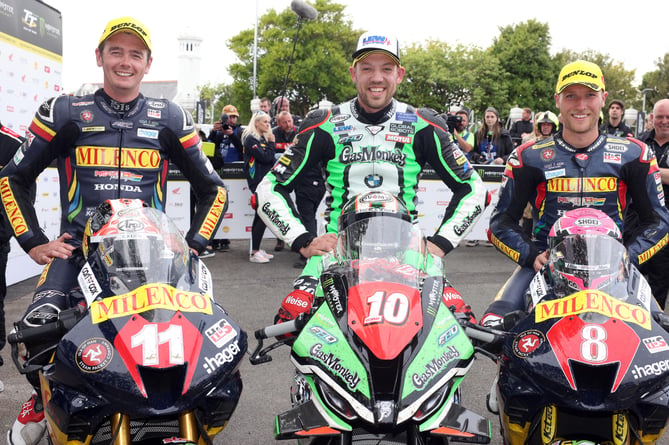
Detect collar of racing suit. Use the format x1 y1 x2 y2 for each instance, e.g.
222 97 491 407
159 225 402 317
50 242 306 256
351 98 395 124
96 89 140 117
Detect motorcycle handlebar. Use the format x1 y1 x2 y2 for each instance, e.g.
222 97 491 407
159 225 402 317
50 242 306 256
249 313 310 365
7 306 83 346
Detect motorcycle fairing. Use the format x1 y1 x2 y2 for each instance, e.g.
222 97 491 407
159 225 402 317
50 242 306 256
398 302 474 424
114 311 204 397
547 316 639 392
275 374 351 440
293 303 372 414
347 281 423 360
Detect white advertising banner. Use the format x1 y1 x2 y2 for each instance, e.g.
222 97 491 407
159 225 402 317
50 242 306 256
8 165 504 286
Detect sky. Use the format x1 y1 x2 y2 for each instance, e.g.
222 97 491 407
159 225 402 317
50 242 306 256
45 0 664 95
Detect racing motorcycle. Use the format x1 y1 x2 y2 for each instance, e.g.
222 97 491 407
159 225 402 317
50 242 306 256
250 193 491 444
466 208 669 445
8 199 247 445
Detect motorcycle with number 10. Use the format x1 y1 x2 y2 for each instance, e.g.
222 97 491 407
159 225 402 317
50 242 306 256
8 199 247 445
251 191 492 444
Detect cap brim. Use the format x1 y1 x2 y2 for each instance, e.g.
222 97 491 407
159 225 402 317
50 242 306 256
556 82 602 94
100 29 151 52
352 49 400 66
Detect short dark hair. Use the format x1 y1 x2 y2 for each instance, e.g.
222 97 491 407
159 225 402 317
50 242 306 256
609 99 625 110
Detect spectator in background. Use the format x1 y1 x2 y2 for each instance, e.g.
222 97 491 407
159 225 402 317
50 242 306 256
471 107 514 165
601 99 633 137
272 96 303 128
243 111 277 263
273 110 325 267
519 111 559 235
453 109 474 157
510 107 533 146
624 99 669 307
259 96 272 114
270 110 297 253
207 104 243 252
208 104 243 168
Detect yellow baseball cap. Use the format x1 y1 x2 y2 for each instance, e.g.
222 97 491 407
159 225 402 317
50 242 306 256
98 16 152 52
555 60 605 94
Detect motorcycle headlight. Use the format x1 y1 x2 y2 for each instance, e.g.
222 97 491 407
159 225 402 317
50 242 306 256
291 373 311 407
412 382 452 422
317 379 358 421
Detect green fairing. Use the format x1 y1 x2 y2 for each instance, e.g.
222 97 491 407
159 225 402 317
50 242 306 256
418 375 465 432
401 303 474 399
292 303 371 399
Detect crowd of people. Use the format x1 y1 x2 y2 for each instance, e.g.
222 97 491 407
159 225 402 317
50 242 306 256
2 14 669 445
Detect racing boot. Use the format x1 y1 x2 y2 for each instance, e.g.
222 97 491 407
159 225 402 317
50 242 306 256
7 390 46 445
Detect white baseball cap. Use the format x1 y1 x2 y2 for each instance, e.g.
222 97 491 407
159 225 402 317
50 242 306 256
352 31 400 66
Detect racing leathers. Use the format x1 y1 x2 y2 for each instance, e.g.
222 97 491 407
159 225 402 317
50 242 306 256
0 89 227 342
255 98 488 321
483 131 669 322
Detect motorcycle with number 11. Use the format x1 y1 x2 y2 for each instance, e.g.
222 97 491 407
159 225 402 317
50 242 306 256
9 199 247 445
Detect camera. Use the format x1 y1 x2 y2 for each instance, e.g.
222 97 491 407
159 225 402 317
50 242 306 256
445 114 462 133
220 113 231 131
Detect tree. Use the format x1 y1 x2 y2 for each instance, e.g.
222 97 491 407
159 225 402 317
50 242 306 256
641 53 669 112
227 0 358 120
489 20 557 116
198 83 234 124
399 41 508 118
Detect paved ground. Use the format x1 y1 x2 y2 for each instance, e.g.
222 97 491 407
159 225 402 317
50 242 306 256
1 240 667 444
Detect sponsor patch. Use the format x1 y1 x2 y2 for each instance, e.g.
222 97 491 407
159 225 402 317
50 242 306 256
513 329 545 358
643 336 669 354
535 289 651 329
76 338 113 373
90 283 213 323
395 112 417 122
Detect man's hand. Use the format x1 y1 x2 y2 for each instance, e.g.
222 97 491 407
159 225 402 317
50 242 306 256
533 251 549 272
299 233 337 258
427 240 445 257
28 233 75 265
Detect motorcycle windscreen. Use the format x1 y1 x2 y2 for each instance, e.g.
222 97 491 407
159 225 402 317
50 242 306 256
348 281 423 360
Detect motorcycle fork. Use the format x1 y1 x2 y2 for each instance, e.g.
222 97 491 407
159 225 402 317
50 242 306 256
110 412 202 445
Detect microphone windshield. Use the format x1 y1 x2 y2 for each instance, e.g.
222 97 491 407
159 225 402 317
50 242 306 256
290 0 318 20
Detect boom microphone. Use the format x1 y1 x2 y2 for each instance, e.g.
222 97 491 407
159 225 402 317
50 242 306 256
290 0 318 20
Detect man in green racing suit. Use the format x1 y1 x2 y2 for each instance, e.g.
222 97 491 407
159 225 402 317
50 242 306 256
255 31 488 323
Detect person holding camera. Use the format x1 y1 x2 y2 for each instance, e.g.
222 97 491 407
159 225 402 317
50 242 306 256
207 104 243 168
448 109 474 158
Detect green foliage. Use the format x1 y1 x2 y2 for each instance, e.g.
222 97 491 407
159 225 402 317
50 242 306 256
489 20 557 114
641 53 669 112
399 41 508 118
227 0 358 121
198 1 667 129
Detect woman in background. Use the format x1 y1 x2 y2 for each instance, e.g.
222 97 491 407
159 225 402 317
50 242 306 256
242 111 276 263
